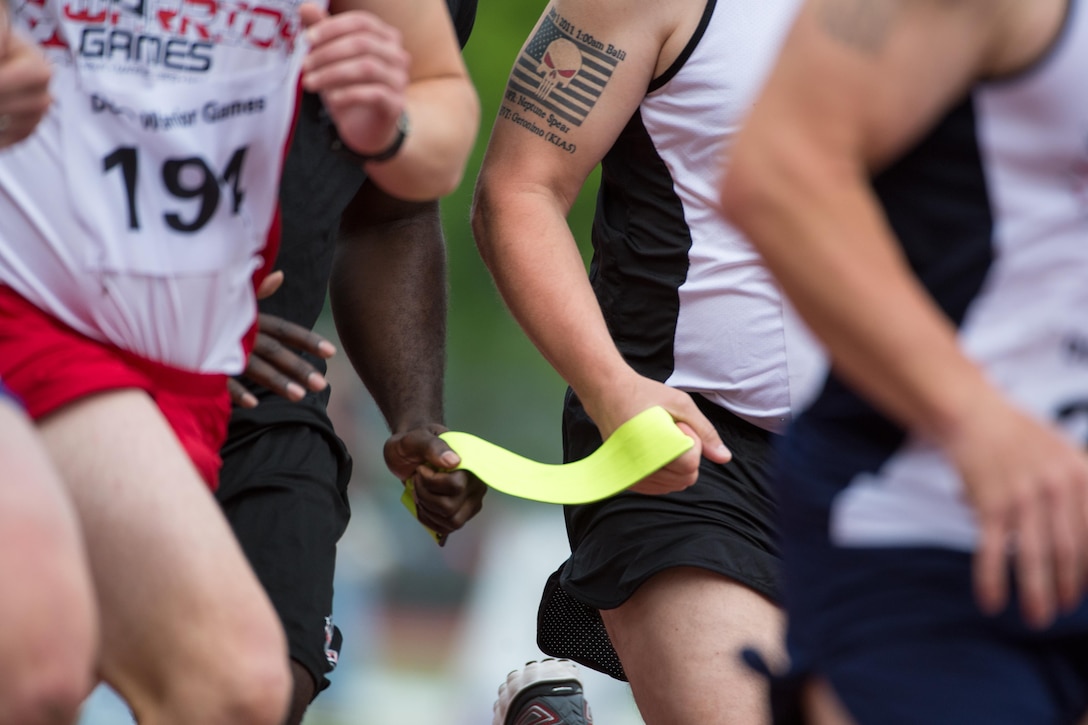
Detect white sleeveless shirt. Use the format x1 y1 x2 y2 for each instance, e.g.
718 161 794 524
0 0 314 373
814 1 1088 550
587 0 814 433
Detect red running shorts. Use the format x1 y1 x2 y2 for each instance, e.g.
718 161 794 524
0 285 231 490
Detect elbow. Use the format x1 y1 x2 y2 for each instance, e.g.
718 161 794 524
426 167 468 201
718 137 788 244
470 167 512 274
370 151 468 202
432 97 482 198
719 123 835 259
469 176 493 265
435 86 481 198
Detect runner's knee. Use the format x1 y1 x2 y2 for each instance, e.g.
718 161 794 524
0 547 97 725
0 651 95 725
124 606 291 725
210 649 293 725
193 613 291 725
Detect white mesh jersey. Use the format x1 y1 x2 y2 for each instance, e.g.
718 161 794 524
589 0 818 433
0 0 316 373
783 1 1088 551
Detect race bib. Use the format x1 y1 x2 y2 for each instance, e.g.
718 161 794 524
50 0 308 276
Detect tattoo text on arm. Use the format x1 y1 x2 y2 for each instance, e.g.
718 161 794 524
497 7 626 153
816 0 899 54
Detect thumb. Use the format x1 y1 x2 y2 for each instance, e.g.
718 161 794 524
256 270 284 300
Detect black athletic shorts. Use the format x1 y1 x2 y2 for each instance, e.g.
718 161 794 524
537 389 781 681
217 416 352 695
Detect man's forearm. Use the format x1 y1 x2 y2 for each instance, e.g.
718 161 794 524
471 184 634 408
362 80 479 201
722 138 991 442
331 182 447 432
328 0 479 201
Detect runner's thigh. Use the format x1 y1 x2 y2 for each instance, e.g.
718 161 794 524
37 389 285 701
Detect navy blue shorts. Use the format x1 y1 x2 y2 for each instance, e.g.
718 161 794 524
775 515 1088 724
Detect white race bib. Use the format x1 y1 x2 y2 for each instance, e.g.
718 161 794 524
52 0 307 275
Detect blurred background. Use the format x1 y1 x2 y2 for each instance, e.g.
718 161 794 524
80 0 645 722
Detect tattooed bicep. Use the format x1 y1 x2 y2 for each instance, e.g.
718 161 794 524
497 6 626 153
815 0 899 54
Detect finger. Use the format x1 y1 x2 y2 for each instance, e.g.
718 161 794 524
244 354 307 401
674 415 730 464
628 448 702 495
255 270 284 300
629 477 679 495
413 497 456 537
424 497 485 535
1047 477 1084 613
258 341 329 392
973 517 1010 617
0 46 52 108
0 40 52 146
305 65 408 110
304 28 408 76
257 313 336 358
412 467 465 498
663 446 702 488
251 333 326 390
227 378 258 408
403 475 449 537
0 113 44 147
305 40 409 87
304 9 400 49
1014 497 1055 629
414 474 486 534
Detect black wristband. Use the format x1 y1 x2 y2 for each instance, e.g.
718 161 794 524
328 110 410 164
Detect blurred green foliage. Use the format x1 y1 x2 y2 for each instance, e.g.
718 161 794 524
441 0 602 461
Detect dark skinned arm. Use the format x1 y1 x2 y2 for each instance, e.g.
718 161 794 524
330 178 485 542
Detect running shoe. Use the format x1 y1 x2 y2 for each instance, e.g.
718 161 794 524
493 658 594 725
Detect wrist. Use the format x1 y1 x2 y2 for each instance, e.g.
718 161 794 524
350 111 410 164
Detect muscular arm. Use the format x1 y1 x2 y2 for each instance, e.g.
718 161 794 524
722 0 1025 436
721 0 1085 626
472 0 729 494
330 180 485 536
311 0 480 200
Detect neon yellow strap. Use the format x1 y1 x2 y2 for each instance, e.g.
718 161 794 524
400 479 441 543
400 406 693 540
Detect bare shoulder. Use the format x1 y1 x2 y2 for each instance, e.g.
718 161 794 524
728 0 1065 169
987 0 1071 76
808 0 1068 73
654 0 718 77
548 0 702 51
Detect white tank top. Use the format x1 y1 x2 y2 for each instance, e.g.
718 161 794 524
588 0 814 433
0 0 314 373
811 1 1088 551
